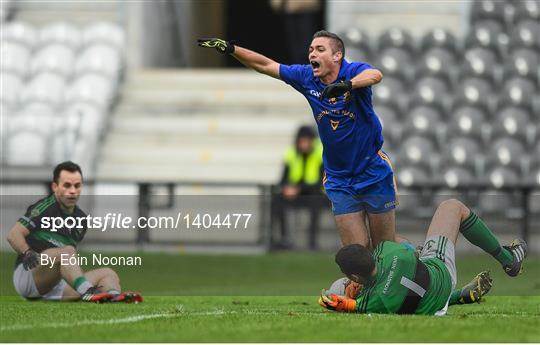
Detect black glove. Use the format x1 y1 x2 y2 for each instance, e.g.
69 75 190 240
197 38 235 54
22 249 39 271
320 80 353 100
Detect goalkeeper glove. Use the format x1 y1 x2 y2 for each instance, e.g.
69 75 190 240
197 38 235 54
318 289 357 312
320 79 352 100
22 249 39 270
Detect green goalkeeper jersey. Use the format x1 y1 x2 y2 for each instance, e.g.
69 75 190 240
355 241 452 315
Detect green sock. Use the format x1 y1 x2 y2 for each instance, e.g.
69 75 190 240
448 289 463 306
73 276 93 295
460 212 513 266
107 289 120 295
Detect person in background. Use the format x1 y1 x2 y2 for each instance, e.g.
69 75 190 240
272 125 326 250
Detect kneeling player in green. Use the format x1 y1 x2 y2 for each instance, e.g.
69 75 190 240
7 161 142 303
319 199 527 315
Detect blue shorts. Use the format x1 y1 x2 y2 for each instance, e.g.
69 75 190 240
324 151 398 215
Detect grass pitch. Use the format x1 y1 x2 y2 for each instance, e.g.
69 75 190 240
1 251 539 342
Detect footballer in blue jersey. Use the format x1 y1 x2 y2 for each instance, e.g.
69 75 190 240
198 31 398 248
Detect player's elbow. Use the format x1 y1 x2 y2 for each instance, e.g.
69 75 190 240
6 227 20 248
372 69 383 84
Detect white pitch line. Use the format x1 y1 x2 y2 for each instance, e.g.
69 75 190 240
0 312 180 332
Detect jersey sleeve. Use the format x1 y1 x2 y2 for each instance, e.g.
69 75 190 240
279 64 308 93
347 62 374 78
18 205 42 232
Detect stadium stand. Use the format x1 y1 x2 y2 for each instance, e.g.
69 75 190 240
1 8 125 177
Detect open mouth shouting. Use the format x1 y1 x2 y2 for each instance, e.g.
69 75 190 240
310 60 321 73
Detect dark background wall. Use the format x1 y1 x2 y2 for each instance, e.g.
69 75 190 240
225 0 325 67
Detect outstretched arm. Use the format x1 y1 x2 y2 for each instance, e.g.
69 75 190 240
232 46 281 79
198 38 280 79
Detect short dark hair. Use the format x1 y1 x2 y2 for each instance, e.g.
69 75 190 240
53 161 83 183
335 244 375 280
296 125 316 141
312 30 345 61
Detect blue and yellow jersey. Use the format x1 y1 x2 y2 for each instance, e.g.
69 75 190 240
279 60 385 179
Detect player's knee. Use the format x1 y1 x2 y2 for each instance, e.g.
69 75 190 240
438 199 467 215
102 267 120 282
439 198 461 209
61 245 77 254
50 245 76 258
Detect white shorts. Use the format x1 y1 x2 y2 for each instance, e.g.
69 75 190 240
13 264 67 300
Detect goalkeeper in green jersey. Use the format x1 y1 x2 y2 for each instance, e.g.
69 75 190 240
329 269 493 307
320 199 527 315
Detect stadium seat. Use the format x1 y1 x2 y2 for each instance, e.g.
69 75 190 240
63 102 105 136
0 0 11 22
486 137 525 174
441 137 481 172
0 72 23 106
397 135 437 172
402 105 442 142
82 22 125 50
0 41 31 76
416 48 455 88
446 105 486 144
441 166 476 188
0 21 37 48
19 102 56 118
419 28 458 56
19 72 66 106
377 47 411 83
378 27 415 54
374 104 402 146
462 47 499 82
38 22 81 50
30 44 75 78
453 77 493 114
465 20 506 59
341 28 372 61
491 106 533 146
513 0 540 25
470 0 506 25
50 119 98 165
509 19 540 50
396 166 431 188
373 76 406 114
415 75 451 101
74 44 122 80
502 48 539 82
527 143 540 186
64 73 115 108
5 114 54 166
498 77 538 112
486 166 521 188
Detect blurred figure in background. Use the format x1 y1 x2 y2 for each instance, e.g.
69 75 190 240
272 125 326 250
269 0 322 64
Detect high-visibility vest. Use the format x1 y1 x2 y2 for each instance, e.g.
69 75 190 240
284 141 323 185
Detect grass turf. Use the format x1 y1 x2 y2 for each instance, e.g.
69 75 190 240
1 251 539 342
